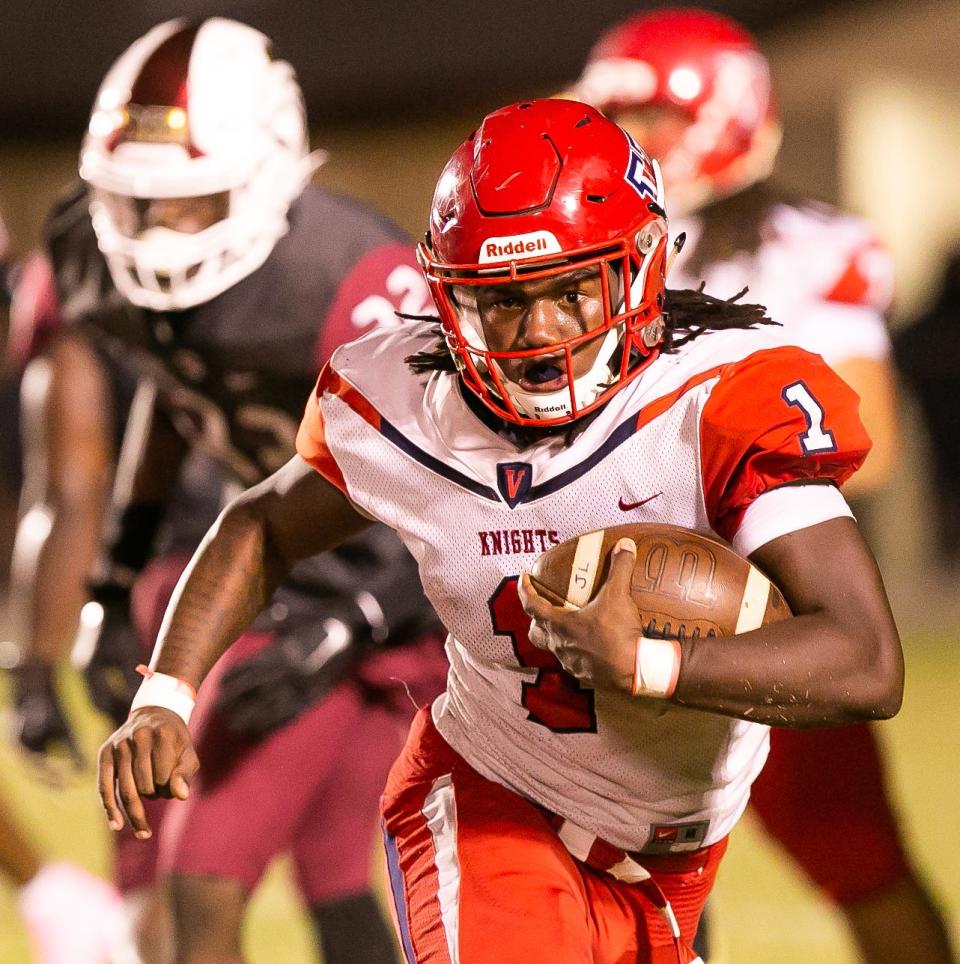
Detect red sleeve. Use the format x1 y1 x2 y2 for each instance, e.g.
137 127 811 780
296 362 383 496
314 241 430 367
6 253 64 371
700 346 872 542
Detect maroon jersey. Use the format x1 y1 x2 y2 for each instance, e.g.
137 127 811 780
45 181 431 483
42 180 438 634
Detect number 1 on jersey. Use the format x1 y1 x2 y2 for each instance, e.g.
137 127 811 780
782 381 837 454
489 576 596 734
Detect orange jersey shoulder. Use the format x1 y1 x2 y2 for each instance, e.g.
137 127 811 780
699 345 871 541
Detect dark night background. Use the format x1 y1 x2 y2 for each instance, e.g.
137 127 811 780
1 0 870 135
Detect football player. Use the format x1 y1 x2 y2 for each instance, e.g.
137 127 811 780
10 18 446 964
571 10 954 962
3 213 131 964
98 99 903 964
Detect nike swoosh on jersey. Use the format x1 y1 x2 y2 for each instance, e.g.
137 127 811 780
618 492 662 511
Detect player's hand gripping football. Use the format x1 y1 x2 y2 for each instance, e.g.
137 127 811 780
519 538 642 693
97 706 199 839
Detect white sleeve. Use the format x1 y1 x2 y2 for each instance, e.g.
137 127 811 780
731 484 855 558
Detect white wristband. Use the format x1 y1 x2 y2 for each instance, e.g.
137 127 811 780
632 637 682 699
130 667 197 726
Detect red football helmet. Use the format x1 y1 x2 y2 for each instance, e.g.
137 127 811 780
573 8 782 215
418 99 669 428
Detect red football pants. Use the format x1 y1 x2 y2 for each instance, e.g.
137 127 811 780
381 708 725 964
119 553 448 903
750 723 909 905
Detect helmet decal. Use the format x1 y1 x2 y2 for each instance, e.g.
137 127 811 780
478 231 563 265
624 136 659 203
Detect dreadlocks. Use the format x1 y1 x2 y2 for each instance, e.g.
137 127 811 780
402 285 777 376
405 323 457 375
663 283 776 350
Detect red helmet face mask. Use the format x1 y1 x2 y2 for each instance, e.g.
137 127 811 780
418 99 669 428
573 8 782 215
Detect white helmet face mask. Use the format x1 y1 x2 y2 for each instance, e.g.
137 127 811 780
79 18 323 311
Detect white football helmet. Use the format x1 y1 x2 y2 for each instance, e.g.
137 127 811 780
80 18 322 311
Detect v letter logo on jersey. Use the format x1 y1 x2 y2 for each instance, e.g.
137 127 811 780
497 462 533 508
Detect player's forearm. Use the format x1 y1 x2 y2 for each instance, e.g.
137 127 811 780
14 337 115 665
673 612 903 727
151 458 372 691
11 495 107 665
150 501 290 691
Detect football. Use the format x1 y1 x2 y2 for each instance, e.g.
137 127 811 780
529 523 790 641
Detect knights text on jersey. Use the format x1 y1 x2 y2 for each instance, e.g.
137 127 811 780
296 323 870 853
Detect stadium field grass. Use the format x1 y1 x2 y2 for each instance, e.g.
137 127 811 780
0 630 956 963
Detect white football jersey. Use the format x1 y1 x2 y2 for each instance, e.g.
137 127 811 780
671 200 893 367
297 322 869 853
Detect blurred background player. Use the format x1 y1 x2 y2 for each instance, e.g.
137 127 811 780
0 793 128 964
570 9 954 964
8 18 446 964
1 211 130 964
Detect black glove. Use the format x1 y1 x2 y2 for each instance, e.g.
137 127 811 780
78 580 143 727
11 661 81 764
214 611 359 738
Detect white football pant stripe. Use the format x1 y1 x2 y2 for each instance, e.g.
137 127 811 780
421 774 461 963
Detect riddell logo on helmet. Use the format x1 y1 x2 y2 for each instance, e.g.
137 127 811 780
478 231 562 264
